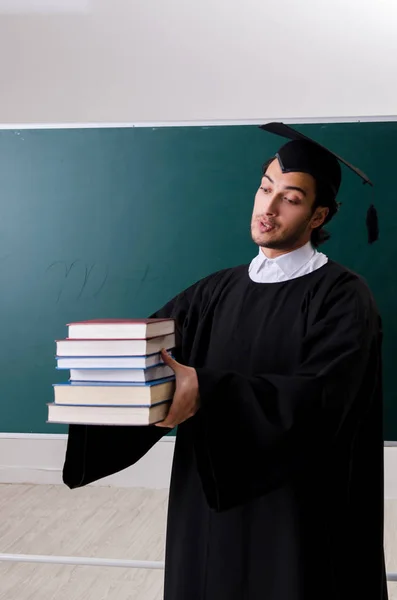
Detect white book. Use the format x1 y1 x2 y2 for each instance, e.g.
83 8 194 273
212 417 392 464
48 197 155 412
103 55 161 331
56 333 175 357
67 318 174 339
47 400 170 426
56 353 165 369
68 364 174 383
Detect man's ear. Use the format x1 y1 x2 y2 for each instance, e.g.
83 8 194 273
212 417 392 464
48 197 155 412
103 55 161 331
311 206 329 230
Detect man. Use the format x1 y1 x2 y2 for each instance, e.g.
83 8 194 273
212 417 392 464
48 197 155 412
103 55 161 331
63 123 387 600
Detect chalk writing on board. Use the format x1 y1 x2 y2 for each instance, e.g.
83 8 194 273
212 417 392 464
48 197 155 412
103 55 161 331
46 260 109 303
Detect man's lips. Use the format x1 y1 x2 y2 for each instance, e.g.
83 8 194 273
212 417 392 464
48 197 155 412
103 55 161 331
258 218 276 233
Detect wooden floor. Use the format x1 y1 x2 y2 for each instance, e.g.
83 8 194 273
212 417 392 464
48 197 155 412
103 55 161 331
0 484 167 600
0 483 396 599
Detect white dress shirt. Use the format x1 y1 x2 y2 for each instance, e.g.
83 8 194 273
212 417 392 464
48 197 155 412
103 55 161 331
248 242 328 283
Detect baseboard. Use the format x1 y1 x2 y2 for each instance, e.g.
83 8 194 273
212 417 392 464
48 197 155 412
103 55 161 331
0 433 175 489
1 434 397 497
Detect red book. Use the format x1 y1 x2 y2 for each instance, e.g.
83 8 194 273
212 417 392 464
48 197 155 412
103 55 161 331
67 318 174 340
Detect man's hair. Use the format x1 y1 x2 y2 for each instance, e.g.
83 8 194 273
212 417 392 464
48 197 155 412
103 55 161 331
261 158 339 248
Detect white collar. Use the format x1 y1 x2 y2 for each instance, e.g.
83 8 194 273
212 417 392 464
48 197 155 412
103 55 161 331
254 242 316 278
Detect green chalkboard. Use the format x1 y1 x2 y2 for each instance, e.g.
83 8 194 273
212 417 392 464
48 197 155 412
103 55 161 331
0 123 396 438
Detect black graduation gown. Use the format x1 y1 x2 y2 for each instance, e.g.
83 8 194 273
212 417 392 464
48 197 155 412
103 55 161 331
63 260 388 600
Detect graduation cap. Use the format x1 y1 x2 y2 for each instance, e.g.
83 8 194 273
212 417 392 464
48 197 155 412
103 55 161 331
259 122 379 244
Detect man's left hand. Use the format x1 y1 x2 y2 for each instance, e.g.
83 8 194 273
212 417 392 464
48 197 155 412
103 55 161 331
155 349 200 428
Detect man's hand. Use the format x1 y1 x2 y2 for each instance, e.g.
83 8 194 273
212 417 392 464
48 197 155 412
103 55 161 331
155 349 200 428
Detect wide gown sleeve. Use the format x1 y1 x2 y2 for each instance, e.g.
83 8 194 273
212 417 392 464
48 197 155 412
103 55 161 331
62 285 196 489
193 278 382 511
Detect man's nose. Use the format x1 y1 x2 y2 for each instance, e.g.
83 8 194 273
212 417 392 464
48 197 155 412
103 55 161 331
264 194 279 216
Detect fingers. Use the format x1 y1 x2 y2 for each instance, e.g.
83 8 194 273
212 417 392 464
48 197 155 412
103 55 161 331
155 419 175 428
155 410 177 429
156 350 178 427
161 348 180 371
155 404 195 428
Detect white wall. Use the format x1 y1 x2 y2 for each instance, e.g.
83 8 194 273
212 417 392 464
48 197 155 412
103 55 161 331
0 0 396 126
1 435 397 499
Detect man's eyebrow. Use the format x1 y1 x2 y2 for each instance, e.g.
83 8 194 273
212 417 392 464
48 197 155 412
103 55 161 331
262 174 307 197
263 174 274 184
284 185 307 197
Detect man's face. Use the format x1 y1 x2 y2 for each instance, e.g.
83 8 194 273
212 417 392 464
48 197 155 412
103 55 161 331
251 158 328 253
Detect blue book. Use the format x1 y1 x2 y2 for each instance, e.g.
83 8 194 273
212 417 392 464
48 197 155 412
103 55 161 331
47 399 171 426
59 363 174 384
53 376 175 407
56 352 166 370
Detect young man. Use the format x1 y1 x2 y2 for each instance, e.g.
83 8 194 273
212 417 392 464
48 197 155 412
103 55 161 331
63 124 387 600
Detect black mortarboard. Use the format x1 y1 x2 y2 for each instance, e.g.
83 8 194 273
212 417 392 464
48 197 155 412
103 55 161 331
259 122 379 244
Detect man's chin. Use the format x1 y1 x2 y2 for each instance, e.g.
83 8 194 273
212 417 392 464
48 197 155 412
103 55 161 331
252 233 283 249
259 241 284 249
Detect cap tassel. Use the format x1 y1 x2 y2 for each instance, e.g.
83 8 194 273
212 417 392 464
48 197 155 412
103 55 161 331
366 204 379 244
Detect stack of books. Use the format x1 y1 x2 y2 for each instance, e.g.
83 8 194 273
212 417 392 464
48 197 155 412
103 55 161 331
47 319 176 426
